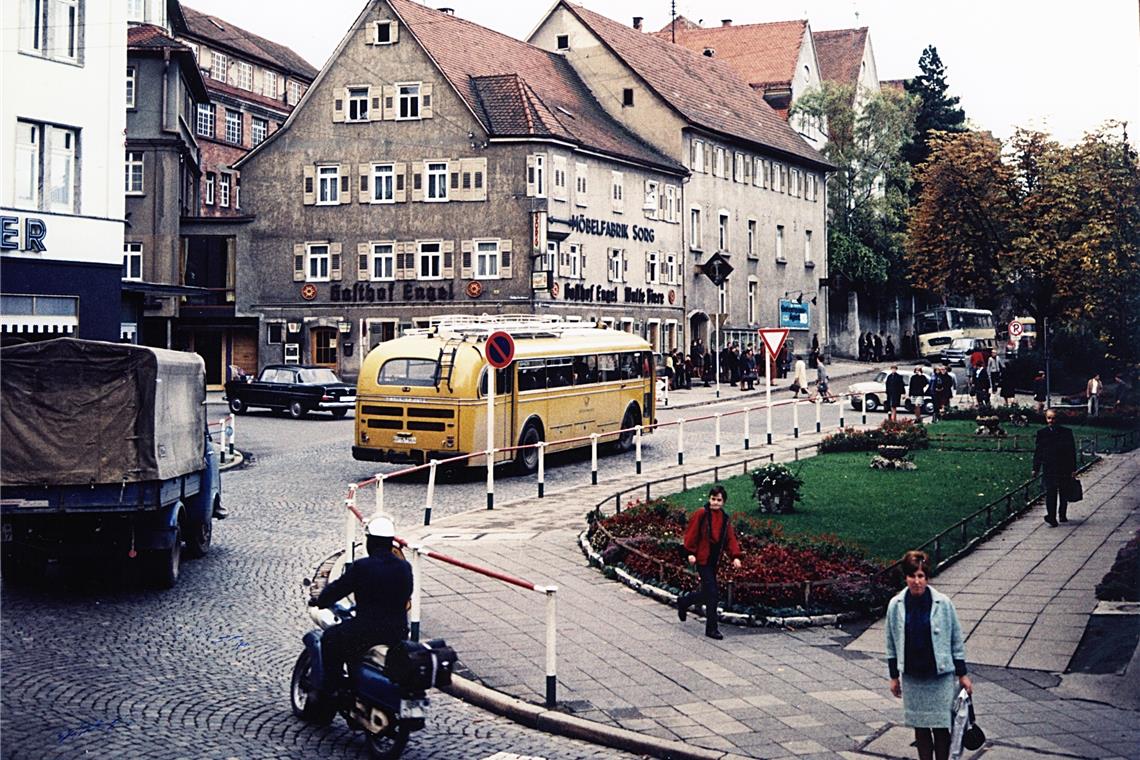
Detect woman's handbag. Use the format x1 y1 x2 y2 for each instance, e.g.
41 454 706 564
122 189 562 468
1063 477 1084 503
950 689 986 759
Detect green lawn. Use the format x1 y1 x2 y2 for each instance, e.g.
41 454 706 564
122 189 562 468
669 448 1037 562
923 419 1123 451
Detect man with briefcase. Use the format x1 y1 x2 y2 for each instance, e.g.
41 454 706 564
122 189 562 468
1032 410 1077 527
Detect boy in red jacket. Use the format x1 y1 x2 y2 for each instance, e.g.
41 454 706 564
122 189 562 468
677 485 743 639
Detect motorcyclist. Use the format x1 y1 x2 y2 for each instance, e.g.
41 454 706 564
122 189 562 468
309 515 413 698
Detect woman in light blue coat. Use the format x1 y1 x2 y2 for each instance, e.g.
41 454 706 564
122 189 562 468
885 550 973 760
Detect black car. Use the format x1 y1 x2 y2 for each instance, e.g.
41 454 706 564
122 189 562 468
224 365 355 419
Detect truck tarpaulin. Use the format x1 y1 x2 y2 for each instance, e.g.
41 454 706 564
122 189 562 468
1 339 206 486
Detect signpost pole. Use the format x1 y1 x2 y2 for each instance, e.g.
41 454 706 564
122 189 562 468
715 315 721 399
765 346 773 445
486 365 494 510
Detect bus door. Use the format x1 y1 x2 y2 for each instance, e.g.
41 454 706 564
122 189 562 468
479 365 514 463
572 355 601 436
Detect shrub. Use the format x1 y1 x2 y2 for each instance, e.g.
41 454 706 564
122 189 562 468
750 463 804 503
819 419 930 453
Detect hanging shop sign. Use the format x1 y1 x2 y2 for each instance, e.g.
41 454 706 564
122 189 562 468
778 299 810 330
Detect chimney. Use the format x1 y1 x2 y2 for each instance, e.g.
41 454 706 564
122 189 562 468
632 16 643 31
438 7 454 14
721 19 732 27
702 47 715 57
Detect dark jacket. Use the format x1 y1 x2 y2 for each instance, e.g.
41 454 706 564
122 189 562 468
683 506 742 566
909 373 928 397
1033 424 1077 478
316 550 413 637
885 371 906 398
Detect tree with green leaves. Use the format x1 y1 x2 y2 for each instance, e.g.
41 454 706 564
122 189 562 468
791 82 918 291
903 46 967 173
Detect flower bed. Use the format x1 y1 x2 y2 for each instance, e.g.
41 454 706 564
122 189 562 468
586 499 896 617
819 419 930 453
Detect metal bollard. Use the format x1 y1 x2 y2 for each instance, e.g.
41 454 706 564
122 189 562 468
635 425 643 475
715 414 722 457
409 545 423 641
677 419 685 466
590 433 599 485
815 396 822 433
544 585 558 706
537 441 546 498
793 399 800 438
424 461 437 526
744 409 750 450
862 393 868 425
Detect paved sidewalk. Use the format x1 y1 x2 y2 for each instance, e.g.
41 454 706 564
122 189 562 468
659 357 874 411
401 437 1140 758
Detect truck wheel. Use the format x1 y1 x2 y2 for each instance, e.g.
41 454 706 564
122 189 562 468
291 649 336 725
366 722 410 759
613 406 641 453
147 523 181 589
289 401 308 420
228 398 246 415
183 512 212 559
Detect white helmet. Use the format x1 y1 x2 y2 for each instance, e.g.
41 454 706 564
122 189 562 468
366 515 396 538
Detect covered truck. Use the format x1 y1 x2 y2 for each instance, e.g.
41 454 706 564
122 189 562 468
1 339 222 588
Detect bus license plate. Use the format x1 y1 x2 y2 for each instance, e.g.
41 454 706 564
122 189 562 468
394 433 416 445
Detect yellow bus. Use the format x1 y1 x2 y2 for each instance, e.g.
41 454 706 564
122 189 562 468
353 316 656 472
916 307 996 360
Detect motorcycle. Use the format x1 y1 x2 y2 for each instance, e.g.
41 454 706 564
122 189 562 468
292 550 456 759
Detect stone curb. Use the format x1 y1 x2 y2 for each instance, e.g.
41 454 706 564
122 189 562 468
443 675 726 760
577 530 859 629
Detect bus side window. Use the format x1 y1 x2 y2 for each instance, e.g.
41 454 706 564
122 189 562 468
518 360 546 392
575 355 598 385
547 358 573 389
598 353 618 382
497 366 513 394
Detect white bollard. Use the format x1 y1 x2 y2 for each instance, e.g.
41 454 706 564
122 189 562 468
862 393 868 425
815 396 822 434
544 586 559 706
635 425 643 475
374 473 385 514
424 461 437 526
677 419 685 465
227 413 235 458
744 409 751 450
486 448 494 510
793 399 800 438
715 414 722 457
590 433 599 485
537 441 546 498
839 395 846 429
409 545 423 641
345 487 358 559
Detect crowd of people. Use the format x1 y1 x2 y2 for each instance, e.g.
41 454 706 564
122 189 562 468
660 335 828 394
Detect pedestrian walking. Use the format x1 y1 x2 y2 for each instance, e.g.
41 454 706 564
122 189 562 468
885 550 972 760
1032 409 1076 526
791 356 809 397
1032 371 1047 412
1086 374 1102 417
974 368 992 411
859 333 870 362
813 361 835 402
873 332 884 363
885 365 906 421
885 335 896 361
740 349 757 391
677 485 742 640
810 333 820 368
909 367 929 423
1000 372 1017 406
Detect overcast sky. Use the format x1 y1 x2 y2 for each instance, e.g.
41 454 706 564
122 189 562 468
183 0 1139 145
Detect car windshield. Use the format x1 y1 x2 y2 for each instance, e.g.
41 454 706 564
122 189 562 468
950 338 974 350
298 368 341 384
875 372 888 383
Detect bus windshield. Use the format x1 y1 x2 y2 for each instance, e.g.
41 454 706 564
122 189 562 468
377 357 439 387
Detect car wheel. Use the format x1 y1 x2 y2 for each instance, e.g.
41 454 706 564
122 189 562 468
864 395 880 412
330 408 348 419
182 509 212 559
228 398 246 415
923 399 935 415
289 401 308 420
515 422 542 474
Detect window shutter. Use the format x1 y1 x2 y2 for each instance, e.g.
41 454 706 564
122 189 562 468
623 253 628 281
421 83 433 119
340 166 352 204
394 163 407 202
383 86 397 120
450 169 460 200
369 86 382 122
359 164 370 203
396 242 412 280
358 242 370 279
330 243 342 280
499 239 512 279
441 239 454 278
460 240 473 279
704 144 712 174
525 155 536 197
333 90 345 123
293 244 306 281
744 156 752 184
411 161 424 202
389 20 398 43
303 166 315 205
471 157 487 201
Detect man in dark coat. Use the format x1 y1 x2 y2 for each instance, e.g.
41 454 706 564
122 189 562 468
885 366 906 421
909 366 929 422
1032 410 1077 526
311 516 413 696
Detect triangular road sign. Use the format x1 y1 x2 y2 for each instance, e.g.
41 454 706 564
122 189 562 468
758 328 789 358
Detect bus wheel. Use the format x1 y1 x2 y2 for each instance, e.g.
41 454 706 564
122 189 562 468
614 406 641 453
515 422 542 474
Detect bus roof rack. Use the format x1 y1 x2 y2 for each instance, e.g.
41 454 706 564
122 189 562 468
406 314 602 341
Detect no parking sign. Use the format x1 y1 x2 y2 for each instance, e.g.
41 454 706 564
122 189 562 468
1009 319 1024 338
486 331 515 369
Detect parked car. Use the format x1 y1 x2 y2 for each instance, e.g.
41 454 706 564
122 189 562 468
224 365 355 419
847 371 942 414
940 337 995 367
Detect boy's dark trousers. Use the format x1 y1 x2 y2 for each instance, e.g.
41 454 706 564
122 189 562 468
678 564 721 636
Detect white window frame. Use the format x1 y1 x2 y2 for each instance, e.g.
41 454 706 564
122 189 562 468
397 82 421 120
611 171 624 212
748 278 758 324
14 121 38 209
689 207 702 251
53 0 79 62
205 173 215 205
718 211 729 252
529 154 546 198
196 104 214 138
371 242 396 281
306 243 331 282
224 109 242 144
804 229 813 265
346 86 369 122
287 80 303 105
646 251 659 284
374 20 396 45
474 239 500 279
127 0 145 22
607 248 624 283
425 161 448 202
211 50 229 83
125 150 144 194
776 225 785 261
417 241 442 280
372 163 395 204
317 165 339 205
551 156 567 201
251 117 268 146
122 242 143 281
691 139 705 172
541 241 556 273
219 172 231 207
747 219 756 257
568 242 582 279
262 70 278 98
126 66 137 108
664 252 677 285
574 161 587 207
234 61 253 91
47 125 76 213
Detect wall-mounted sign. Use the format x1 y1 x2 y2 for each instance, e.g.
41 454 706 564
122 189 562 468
466 281 483 298
328 282 455 303
531 271 549 291
561 283 668 305
284 343 300 363
566 214 656 242
778 299 810 330
532 211 547 253
0 215 47 253
300 283 318 300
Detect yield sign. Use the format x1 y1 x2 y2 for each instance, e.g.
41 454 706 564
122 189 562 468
757 328 789 359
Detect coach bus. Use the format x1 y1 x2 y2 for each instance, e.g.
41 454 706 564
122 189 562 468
352 315 655 472
916 307 996 360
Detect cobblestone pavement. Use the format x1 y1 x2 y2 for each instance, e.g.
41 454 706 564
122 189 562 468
0 408 649 759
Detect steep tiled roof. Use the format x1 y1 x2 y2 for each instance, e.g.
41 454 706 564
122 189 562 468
654 16 701 36
564 5 829 168
181 5 317 80
129 24 209 101
651 18 808 90
813 27 868 87
386 0 684 173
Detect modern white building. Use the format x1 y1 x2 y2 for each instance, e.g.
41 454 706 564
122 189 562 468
1 0 127 343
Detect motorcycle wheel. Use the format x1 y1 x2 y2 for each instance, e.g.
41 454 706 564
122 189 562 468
290 650 335 725
366 723 410 760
